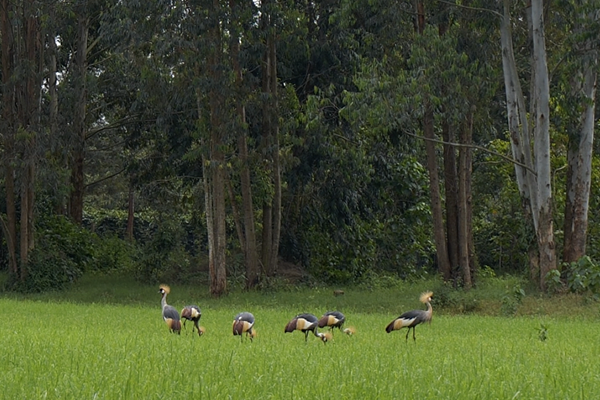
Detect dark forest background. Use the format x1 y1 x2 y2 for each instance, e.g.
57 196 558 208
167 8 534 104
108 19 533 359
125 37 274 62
0 0 598 296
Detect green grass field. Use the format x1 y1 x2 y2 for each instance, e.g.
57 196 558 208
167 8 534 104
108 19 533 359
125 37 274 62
1 275 599 399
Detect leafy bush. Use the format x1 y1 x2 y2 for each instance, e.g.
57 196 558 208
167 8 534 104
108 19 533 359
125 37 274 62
432 281 480 314
500 284 526 316
8 215 95 292
132 219 192 283
89 235 136 274
545 269 563 294
560 256 600 295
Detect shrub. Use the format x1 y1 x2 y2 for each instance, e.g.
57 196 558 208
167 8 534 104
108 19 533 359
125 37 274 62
500 284 525 316
7 215 94 292
432 280 481 314
132 219 191 283
89 235 136 274
562 256 600 295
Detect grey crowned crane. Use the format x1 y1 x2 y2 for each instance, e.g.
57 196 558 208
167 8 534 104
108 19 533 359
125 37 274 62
233 312 256 342
181 305 206 336
285 313 332 343
386 291 433 341
318 311 356 336
318 311 345 331
159 285 181 334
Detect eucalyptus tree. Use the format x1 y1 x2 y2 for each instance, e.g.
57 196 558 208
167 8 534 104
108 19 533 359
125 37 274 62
1 0 45 280
499 0 560 289
559 3 598 264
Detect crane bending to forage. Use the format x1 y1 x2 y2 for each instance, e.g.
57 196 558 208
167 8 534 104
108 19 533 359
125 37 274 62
159 285 181 334
285 313 332 343
342 326 356 336
318 311 346 334
181 305 205 336
233 312 256 342
385 291 433 342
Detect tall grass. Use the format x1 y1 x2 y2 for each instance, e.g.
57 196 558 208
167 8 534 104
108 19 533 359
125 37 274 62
1 275 599 399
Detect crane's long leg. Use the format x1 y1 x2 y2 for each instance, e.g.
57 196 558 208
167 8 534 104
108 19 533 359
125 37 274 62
412 327 417 342
405 328 410 342
304 331 309 342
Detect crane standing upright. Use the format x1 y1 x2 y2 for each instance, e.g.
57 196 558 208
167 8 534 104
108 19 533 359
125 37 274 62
159 285 181 334
181 305 205 336
385 291 433 341
285 313 331 343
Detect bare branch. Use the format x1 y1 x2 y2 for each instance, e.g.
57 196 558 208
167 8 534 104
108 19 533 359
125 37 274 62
404 130 537 176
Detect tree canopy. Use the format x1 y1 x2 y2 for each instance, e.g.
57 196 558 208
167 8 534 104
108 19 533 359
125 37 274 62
0 0 598 295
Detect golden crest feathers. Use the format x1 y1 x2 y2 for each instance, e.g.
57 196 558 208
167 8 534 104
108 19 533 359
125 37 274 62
419 291 433 303
159 284 171 294
343 326 356 336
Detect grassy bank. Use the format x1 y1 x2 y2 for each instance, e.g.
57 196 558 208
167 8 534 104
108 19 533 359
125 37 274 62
1 274 599 398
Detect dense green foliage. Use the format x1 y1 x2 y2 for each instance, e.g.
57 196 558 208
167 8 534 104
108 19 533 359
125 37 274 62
0 1 598 292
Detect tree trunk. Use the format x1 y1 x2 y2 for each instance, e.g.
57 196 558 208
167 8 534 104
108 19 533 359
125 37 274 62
225 174 245 253
563 13 597 263
127 187 135 241
0 0 18 278
260 25 273 276
458 109 474 288
268 32 282 277
260 1 281 277
529 0 556 290
442 120 459 280
69 13 90 225
18 0 42 280
423 104 451 280
414 0 451 281
500 0 536 218
229 0 261 288
500 0 556 289
205 0 227 297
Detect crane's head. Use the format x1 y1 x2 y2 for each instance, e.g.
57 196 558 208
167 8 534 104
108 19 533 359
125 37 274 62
198 326 207 336
420 291 433 304
159 285 171 295
343 326 356 336
318 332 333 343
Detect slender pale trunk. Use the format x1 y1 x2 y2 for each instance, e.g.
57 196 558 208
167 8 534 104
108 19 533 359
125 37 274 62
500 0 555 287
500 0 537 228
563 13 597 263
531 0 556 289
